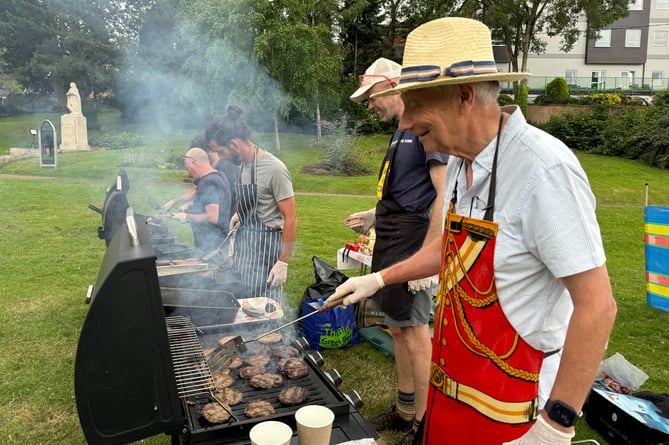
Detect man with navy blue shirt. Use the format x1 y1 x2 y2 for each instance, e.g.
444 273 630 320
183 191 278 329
345 58 448 445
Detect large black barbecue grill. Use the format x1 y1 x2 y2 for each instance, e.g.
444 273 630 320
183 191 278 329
75 209 378 444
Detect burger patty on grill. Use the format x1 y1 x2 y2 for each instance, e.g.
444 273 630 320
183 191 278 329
272 345 300 360
213 387 243 406
244 400 275 418
249 372 283 389
278 386 310 406
282 358 309 379
213 372 234 389
245 353 271 368
239 365 266 379
201 402 231 424
257 332 282 344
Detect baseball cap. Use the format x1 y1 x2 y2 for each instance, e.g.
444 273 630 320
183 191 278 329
350 57 401 103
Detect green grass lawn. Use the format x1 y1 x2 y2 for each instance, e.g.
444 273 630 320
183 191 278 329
1 112 669 444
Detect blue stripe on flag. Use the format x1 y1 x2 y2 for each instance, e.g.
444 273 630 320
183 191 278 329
645 205 669 313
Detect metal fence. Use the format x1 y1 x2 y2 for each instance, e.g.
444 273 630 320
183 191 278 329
501 76 667 96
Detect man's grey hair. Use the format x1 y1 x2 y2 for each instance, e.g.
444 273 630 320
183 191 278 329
435 81 501 106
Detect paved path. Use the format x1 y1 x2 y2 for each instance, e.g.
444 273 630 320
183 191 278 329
0 173 377 199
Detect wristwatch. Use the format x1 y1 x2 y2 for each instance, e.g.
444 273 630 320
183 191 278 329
544 399 582 427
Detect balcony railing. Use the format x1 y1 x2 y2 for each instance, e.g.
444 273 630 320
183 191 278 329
500 77 667 95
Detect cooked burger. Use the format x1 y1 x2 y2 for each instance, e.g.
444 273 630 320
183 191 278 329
239 365 266 379
213 387 243 406
278 386 310 406
213 372 234 389
245 354 271 368
201 402 231 424
244 400 275 418
249 372 283 389
282 358 309 379
257 332 282 344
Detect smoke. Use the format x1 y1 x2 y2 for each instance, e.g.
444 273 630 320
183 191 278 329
116 2 291 135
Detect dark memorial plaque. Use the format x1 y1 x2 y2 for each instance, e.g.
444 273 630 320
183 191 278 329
39 120 57 168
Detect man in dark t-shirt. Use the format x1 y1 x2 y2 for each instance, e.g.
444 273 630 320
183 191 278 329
173 147 232 254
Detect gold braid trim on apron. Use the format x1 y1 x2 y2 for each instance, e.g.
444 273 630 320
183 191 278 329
429 363 539 424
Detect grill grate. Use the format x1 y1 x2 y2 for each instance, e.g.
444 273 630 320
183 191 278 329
166 316 215 398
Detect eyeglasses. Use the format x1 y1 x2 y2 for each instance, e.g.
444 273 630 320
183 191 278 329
181 156 197 164
358 74 397 88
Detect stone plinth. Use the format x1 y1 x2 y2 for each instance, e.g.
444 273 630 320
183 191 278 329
60 113 89 151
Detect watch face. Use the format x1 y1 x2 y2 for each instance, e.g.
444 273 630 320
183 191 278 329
548 400 577 427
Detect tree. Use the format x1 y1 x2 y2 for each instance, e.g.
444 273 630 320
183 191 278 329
0 0 147 111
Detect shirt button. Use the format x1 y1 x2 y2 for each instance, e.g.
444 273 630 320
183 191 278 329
440 358 446 366
442 338 447 347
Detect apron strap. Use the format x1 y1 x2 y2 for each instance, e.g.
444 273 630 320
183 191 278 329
483 114 504 222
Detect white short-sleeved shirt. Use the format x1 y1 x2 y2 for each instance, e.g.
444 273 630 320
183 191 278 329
442 106 606 404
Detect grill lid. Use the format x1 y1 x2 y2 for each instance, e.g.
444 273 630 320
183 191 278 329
74 213 184 444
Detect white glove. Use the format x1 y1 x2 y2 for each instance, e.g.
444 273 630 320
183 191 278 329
502 415 574 445
325 272 385 308
345 209 376 234
408 275 438 294
160 200 175 213
229 212 240 232
267 260 288 288
172 212 189 223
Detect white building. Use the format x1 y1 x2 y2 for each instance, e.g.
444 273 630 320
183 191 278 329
520 0 669 94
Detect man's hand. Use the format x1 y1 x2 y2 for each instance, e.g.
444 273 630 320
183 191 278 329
325 272 385 308
408 275 438 294
345 209 376 234
178 202 192 212
502 415 574 445
229 212 240 232
172 212 189 223
160 200 175 213
267 260 288 287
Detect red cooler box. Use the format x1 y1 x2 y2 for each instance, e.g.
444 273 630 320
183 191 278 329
584 386 669 445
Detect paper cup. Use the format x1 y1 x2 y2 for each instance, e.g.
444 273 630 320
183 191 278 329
295 405 335 445
249 420 293 445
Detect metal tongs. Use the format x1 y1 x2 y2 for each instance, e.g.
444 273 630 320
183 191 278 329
207 294 346 373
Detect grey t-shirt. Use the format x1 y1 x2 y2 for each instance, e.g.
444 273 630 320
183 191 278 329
240 151 294 229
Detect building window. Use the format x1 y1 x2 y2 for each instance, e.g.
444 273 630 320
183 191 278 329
657 0 669 9
629 0 643 10
591 71 606 90
625 29 642 47
596 29 611 47
654 30 668 46
565 70 577 87
620 71 635 89
652 71 664 88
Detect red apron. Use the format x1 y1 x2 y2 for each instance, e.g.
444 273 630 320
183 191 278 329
423 120 543 444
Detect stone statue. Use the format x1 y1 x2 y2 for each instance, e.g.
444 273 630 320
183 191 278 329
61 81 89 151
66 82 82 114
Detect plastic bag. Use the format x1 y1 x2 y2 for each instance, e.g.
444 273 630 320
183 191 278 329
595 352 649 394
300 257 359 351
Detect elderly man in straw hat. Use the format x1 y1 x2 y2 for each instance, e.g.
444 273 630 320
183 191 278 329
346 57 448 445
327 17 616 444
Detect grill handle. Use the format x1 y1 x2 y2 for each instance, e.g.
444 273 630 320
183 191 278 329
126 207 139 246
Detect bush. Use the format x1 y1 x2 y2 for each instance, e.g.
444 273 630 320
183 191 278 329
546 77 570 102
319 115 371 176
88 131 144 150
498 94 514 106
514 82 528 116
587 93 622 105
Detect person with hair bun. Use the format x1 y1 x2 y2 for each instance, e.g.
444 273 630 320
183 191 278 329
205 105 297 301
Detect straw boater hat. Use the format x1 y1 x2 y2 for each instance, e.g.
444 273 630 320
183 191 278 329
350 57 402 103
373 17 531 98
